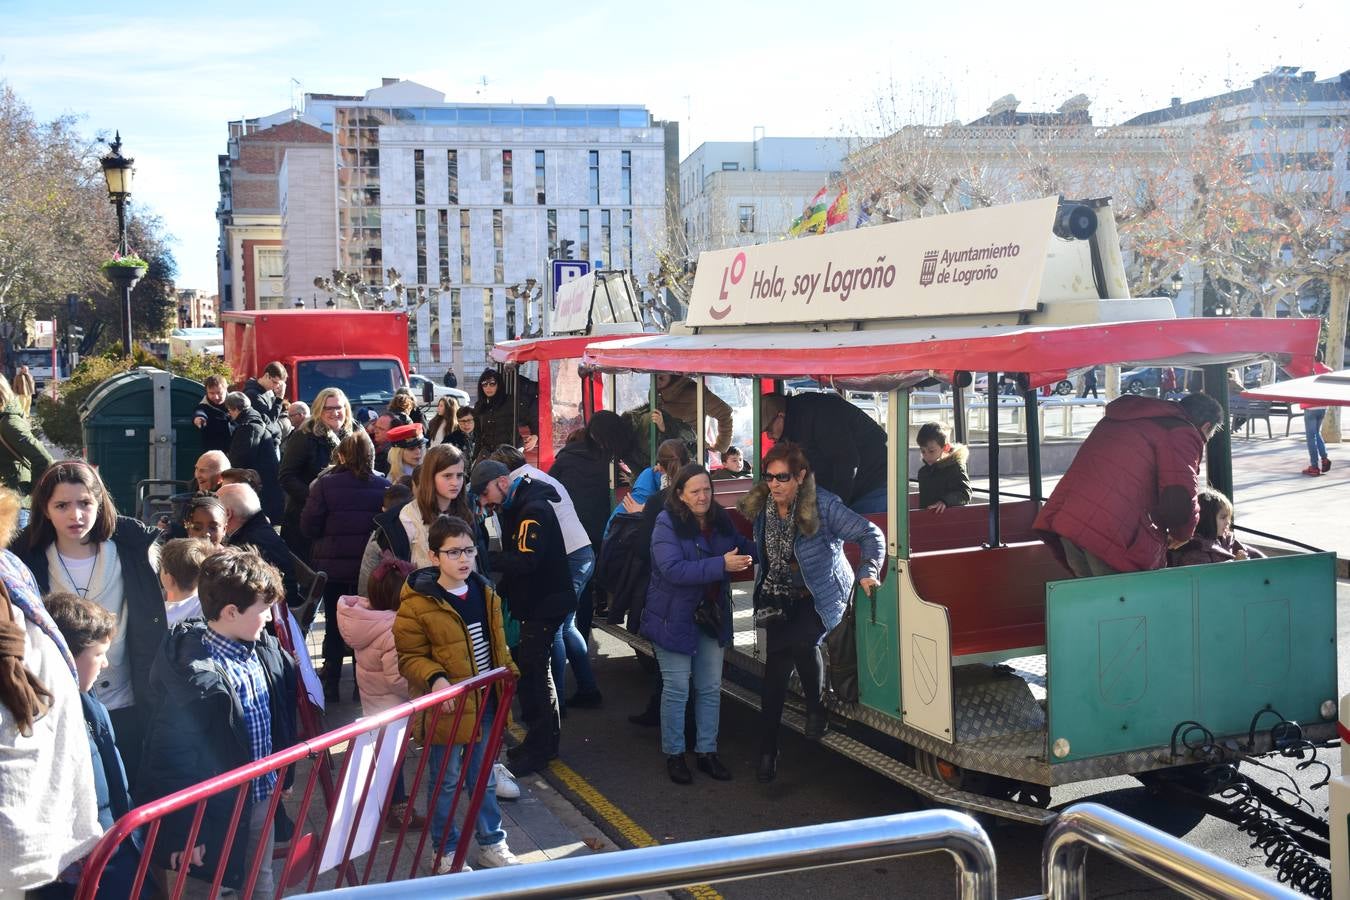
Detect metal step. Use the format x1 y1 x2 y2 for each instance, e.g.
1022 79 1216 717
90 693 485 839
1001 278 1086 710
718 679 1057 826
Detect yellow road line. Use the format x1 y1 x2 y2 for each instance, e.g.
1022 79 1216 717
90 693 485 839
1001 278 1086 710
507 725 724 900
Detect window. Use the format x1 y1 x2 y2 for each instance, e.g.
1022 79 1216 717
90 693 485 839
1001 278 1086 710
451 287 462 345
547 209 558 256
600 210 612 268
492 209 504 283
482 287 495 359
621 150 632 204
257 248 284 278
721 161 739 171
622 209 633 269
437 209 450 283
535 150 546 204
738 205 755 233
579 209 590 263
447 150 458 205
460 209 472 282
414 149 425 204
502 150 513 204
415 209 427 284
588 150 599 204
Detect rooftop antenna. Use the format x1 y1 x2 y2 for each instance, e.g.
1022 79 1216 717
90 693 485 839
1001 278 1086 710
290 77 302 117
476 75 489 98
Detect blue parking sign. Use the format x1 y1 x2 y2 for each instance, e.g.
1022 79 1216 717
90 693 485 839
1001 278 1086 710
551 259 591 306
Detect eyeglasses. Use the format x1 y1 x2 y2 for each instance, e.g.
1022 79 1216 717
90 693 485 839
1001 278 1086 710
762 472 794 483
323 404 344 413
434 546 477 560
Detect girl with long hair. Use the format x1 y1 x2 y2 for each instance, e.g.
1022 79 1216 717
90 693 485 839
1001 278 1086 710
16 460 165 785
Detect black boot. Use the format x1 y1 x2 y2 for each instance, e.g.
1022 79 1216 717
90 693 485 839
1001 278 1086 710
756 752 778 783
695 753 733 781
804 709 829 740
667 754 693 785
628 691 660 727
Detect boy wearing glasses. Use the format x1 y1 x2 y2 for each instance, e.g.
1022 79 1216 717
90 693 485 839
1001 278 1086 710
394 515 521 872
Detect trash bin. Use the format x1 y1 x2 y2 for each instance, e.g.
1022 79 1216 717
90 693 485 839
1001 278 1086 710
80 368 206 515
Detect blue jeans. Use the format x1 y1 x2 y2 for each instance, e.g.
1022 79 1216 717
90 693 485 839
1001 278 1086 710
653 633 723 755
1305 408 1328 466
552 547 598 701
849 486 888 516
426 735 506 851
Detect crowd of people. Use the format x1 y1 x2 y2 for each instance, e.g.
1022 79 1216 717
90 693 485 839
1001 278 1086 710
0 355 1322 894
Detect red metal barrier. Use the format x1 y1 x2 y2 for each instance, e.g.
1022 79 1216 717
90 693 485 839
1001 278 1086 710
75 668 516 899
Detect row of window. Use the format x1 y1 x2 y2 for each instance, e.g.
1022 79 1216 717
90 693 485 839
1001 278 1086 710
410 207 635 286
412 149 633 206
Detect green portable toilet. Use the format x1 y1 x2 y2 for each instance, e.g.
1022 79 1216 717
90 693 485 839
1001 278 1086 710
79 368 206 516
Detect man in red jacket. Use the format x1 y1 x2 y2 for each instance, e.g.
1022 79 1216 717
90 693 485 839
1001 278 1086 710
1034 392 1224 577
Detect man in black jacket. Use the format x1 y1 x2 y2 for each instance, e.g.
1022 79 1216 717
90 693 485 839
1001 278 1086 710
471 459 576 776
761 391 888 514
244 361 288 425
224 391 285 523
217 482 301 609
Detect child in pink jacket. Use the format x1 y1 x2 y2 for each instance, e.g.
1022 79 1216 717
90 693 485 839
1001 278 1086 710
337 555 425 829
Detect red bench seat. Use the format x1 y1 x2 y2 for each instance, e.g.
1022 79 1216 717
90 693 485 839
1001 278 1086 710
909 540 1070 658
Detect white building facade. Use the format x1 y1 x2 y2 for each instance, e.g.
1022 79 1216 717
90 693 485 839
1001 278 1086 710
278 80 672 382
680 137 852 254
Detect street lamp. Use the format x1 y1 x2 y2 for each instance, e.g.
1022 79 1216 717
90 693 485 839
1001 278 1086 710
99 133 137 355
295 295 337 310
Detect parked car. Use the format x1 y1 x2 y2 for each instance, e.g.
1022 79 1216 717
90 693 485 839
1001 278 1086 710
409 373 470 406
1121 367 1163 394
973 373 1073 395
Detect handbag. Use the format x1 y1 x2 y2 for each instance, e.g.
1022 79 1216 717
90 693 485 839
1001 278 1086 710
692 591 722 639
753 560 806 629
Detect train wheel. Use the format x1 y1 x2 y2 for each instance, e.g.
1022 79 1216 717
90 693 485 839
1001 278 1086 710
914 749 972 791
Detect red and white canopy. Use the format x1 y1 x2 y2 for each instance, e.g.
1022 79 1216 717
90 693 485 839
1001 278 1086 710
1242 369 1350 408
582 317 1321 390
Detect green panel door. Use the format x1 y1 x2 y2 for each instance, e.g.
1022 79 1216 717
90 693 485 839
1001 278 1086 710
1046 570 1196 761
1047 554 1338 764
1195 554 1337 729
858 577 902 717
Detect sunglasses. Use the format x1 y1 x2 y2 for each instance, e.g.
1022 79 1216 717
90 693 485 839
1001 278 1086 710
762 472 794 483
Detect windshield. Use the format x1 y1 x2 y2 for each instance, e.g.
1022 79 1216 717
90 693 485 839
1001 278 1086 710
296 359 403 407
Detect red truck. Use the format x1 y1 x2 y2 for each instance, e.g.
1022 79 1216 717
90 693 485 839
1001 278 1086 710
222 309 410 412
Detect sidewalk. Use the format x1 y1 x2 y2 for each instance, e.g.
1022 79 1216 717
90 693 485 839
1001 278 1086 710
303 646 671 898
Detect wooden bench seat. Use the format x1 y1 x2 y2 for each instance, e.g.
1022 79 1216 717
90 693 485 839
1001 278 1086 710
909 540 1070 659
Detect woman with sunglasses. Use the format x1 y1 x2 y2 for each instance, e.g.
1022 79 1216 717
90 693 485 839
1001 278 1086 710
738 442 883 783
642 463 755 785
472 369 516 464
17 460 166 786
279 386 354 557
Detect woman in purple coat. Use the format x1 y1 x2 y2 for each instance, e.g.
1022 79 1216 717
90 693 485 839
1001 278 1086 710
641 464 755 785
301 430 391 701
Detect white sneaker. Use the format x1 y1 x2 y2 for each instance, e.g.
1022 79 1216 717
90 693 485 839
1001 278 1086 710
494 763 521 800
428 855 472 874
477 840 521 868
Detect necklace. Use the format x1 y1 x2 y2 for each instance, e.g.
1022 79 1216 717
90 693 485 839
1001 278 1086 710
57 544 99 598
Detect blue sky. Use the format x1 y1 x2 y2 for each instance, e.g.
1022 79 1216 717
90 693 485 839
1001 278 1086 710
1 0 1345 290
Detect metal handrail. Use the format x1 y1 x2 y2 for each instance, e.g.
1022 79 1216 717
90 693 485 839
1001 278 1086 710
297 809 997 900
1044 803 1301 899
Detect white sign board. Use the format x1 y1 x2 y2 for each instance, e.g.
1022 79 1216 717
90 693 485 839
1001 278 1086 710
32 321 56 350
317 719 410 874
553 272 596 334
685 196 1059 328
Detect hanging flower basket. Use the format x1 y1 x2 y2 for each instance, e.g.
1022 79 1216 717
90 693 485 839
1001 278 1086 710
102 252 148 289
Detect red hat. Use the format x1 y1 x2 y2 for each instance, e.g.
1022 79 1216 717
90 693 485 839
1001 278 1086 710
386 422 427 448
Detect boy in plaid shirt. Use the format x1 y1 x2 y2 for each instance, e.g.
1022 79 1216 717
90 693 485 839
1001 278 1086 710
137 548 297 896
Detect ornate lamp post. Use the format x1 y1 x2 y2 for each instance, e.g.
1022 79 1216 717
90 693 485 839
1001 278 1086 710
99 133 140 355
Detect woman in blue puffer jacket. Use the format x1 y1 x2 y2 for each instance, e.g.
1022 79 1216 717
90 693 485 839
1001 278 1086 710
641 463 755 786
738 442 883 783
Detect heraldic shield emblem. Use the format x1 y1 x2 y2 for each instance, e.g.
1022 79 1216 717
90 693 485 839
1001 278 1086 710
911 634 938 705
1097 616 1148 707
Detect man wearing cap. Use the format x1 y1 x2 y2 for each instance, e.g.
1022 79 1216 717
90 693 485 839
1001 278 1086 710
385 422 428 481
470 459 577 776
